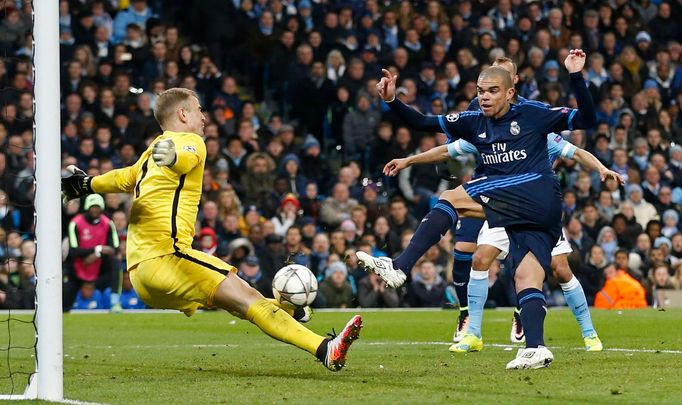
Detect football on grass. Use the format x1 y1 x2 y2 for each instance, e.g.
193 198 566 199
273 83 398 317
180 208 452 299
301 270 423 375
272 264 318 307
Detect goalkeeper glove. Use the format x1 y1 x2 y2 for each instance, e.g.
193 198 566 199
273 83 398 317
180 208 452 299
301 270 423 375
152 139 177 167
61 165 92 204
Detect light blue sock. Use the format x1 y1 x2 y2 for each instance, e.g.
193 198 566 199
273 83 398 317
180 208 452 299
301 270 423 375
467 270 489 338
561 276 596 338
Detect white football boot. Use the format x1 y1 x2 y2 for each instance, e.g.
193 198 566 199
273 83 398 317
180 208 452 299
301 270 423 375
356 251 407 288
505 346 554 370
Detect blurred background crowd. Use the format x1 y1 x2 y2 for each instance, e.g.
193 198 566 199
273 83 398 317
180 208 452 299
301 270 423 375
0 0 681 310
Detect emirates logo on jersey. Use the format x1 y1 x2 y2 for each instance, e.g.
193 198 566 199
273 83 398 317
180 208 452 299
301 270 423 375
510 121 520 135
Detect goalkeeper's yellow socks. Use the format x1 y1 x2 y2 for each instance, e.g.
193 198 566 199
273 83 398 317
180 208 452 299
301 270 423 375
265 298 310 322
266 298 295 316
246 299 324 356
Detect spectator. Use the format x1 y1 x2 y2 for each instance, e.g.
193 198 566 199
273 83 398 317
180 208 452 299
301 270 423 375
342 91 380 168
284 225 311 267
225 237 254 269
272 193 300 237
238 255 272 298
594 263 648 309
407 261 447 307
66 194 120 311
309 233 330 279
200 201 226 238
114 270 145 310
112 0 156 44
358 272 400 308
320 183 358 229
661 210 680 238
300 135 333 191
279 154 307 196
294 61 334 138
580 203 606 242
197 227 218 256
318 261 355 308
596 226 619 263
242 152 276 208
72 282 105 310
626 184 659 228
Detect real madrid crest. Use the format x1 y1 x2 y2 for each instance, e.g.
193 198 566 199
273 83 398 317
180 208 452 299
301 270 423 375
510 121 520 135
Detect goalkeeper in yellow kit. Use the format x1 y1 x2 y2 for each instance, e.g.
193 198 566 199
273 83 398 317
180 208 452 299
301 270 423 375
62 88 361 371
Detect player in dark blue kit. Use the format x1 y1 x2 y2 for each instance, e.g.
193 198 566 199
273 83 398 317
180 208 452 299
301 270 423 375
384 132 619 353
357 49 596 369
451 57 522 343
452 57 599 346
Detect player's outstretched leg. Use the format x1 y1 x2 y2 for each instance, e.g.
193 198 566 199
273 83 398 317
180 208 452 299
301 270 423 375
554 255 601 351
322 315 363 371
356 251 407 288
358 200 459 287
215 275 362 371
267 298 313 323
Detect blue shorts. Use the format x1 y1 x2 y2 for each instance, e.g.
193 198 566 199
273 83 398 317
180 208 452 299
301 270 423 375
454 218 485 243
463 173 562 273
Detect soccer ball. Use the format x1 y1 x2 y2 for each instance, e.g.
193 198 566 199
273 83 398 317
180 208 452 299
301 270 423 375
272 264 318 307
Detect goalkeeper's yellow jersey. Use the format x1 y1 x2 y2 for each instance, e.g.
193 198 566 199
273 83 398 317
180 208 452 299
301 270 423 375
91 131 206 269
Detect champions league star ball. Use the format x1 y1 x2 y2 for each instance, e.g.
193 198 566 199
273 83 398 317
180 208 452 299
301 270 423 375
272 264 318 307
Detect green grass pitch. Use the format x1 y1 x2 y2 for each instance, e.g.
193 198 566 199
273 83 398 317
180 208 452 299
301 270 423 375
2 308 682 404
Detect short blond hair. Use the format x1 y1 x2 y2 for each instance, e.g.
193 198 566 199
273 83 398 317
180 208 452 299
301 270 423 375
493 56 517 75
153 88 198 128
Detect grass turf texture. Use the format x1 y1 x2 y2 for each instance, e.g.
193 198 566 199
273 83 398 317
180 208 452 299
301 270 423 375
1 308 682 404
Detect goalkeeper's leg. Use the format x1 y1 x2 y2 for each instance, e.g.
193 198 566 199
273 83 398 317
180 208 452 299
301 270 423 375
214 274 360 370
265 298 312 322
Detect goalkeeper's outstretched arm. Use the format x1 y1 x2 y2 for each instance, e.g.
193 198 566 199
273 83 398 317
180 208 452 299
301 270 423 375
62 160 141 203
91 164 140 194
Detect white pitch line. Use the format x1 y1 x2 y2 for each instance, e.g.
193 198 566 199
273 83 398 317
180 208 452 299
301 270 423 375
68 341 682 355
366 341 682 354
0 396 105 404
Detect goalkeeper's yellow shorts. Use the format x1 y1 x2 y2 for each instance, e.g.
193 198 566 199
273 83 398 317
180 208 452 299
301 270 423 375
129 249 236 316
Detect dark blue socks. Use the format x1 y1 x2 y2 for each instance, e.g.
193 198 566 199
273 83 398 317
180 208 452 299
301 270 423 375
518 288 547 348
453 249 472 311
393 200 458 273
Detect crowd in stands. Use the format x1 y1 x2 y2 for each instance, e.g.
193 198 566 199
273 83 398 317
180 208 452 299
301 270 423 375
0 0 681 310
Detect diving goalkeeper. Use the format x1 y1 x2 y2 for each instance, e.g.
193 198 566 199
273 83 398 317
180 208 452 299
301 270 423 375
62 88 361 371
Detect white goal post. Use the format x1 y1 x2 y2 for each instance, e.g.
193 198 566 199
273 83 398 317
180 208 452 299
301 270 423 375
0 0 64 401
33 0 64 399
